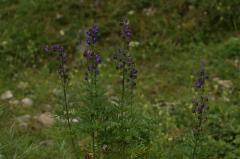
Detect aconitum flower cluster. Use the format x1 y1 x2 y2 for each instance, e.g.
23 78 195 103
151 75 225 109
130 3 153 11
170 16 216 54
113 19 137 89
192 62 208 116
86 25 99 46
45 44 68 83
112 48 137 88
121 19 132 43
84 25 102 81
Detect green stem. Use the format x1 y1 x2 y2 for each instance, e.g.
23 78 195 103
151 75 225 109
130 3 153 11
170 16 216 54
92 132 95 159
62 81 79 159
192 132 199 159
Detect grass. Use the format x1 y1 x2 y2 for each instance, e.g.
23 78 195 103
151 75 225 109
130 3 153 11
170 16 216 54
0 0 240 158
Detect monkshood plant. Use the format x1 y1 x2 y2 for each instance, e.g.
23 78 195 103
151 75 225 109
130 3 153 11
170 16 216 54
110 19 153 158
45 22 152 159
74 25 115 159
191 62 209 159
81 25 102 159
45 44 79 158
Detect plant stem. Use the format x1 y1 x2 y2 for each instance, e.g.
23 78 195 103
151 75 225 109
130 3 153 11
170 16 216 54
93 70 97 159
120 66 126 157
192 133 199 159
121 67 125 119
192 110 203 159
62 81 79 159
92 132 95 159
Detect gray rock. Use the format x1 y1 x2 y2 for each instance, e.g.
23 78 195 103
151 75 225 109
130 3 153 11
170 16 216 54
52 88 61 96
39 140 53 147
16 114 31 122
21 98 33 107
36 112 54 127
9 99 19 105
16 114 31 130
1 90 13 100
17 82 29 90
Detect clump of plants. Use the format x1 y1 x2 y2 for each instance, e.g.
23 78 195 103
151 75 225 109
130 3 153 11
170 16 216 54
45 20 152 159
191 62 209 159
45 20 213 159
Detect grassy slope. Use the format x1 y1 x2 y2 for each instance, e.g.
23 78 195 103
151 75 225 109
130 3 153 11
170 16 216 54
0 0 239 158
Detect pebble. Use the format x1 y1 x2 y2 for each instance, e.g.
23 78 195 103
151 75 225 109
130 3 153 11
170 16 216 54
1 90 13 100
16 114 31 130
21 98 33 107
39 140 53 147
16 114 31 122
52 88 61 96
17 82 29 90
9 99 19 105
36 112 54 127
213 77 233 89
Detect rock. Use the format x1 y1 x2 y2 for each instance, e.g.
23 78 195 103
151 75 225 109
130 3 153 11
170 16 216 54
21 98 33 107
9 99 19 105
102 144 108 152
72 118 79 123
16 114 31 130
36 112 54 127
52 88 61 96
128 10 135 15
19 122 29 130
39 140 53 147
143 7 156 16
16 114 31 122
213 77 233 89
1 90 13 100
17 82 28 90
43 104 52 111
129 41 140 48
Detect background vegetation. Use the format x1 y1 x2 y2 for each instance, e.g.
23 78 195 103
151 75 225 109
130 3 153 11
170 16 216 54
0 0 239 158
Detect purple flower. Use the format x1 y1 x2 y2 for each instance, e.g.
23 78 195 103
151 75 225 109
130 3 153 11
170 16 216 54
195 63 208 89
130 68 138 79
112 47 138 88
121 19 132 42
86 25 99 46
195 79 204 89
116 62 124 69
192 61 208 116
44 44 68 83
84 25 102 80
95 53 102 64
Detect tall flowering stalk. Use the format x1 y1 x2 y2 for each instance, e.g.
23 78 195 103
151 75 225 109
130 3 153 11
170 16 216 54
45 44 78 158
191 62 209 159
112 48 137 116
112 19 138 156
83 25 102 159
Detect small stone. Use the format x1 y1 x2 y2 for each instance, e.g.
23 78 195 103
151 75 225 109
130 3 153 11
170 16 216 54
36 112 54 127
143 7 156 16
128 10 135 15
102 144 108 152
56 13 62 19
1 90 13 100
9 99 19 105
21 98 33 107
19 122 28 130
59 30 65 36
43 104 52 111
16 114 31 130
129 41 140 48
213 77 233 89
17 82 28 90
16 114 31 122
52 88 61 96
39 140 53 147
72 118 79 123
